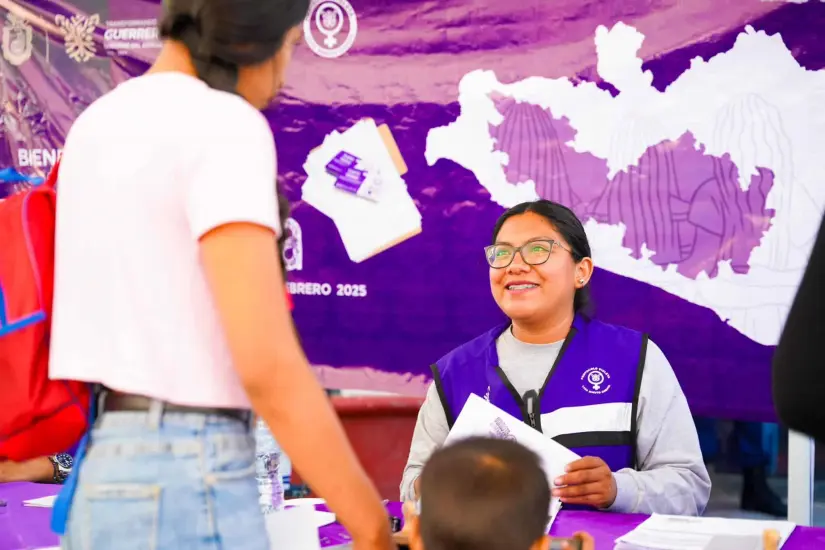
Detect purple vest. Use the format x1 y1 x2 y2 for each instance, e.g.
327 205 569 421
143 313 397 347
432 315 647 475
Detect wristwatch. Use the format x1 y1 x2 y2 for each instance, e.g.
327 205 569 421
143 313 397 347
48 454 73 484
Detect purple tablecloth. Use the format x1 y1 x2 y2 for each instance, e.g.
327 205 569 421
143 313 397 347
0 483 60 550
317 502 825 548
2 483 825 549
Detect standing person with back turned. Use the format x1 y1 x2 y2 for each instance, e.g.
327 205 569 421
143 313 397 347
773 212 825 443
47 0 393 548
402 200 710 516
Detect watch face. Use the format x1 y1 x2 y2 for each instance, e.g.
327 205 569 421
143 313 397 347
54 453 73 470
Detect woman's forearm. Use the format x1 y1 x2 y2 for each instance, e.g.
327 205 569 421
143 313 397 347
0 456 58 483
246 359 390 546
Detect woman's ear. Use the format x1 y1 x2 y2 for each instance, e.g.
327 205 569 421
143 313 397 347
575 257 594 288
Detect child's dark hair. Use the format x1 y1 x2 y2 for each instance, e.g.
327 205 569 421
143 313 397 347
159 0 309 93
419 437 550 550
492 199 593 316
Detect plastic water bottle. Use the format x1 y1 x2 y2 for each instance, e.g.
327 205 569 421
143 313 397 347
281 444 292 492
255 419 287 514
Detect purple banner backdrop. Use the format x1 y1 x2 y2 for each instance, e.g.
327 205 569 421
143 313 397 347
2 0 824 421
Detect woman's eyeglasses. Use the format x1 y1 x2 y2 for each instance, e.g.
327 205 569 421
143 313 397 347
484 239 570 269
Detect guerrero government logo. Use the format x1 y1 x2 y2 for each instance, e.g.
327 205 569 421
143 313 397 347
303 0 357 59
2 13 33 66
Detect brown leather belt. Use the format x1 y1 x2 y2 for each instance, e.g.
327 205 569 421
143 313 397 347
102 390 251 425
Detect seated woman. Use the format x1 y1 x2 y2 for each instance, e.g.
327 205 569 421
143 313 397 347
401 199 711 516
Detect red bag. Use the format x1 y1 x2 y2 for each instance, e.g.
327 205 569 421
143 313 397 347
0 161 91 461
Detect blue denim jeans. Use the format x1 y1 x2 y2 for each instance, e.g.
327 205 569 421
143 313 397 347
60 409 268 550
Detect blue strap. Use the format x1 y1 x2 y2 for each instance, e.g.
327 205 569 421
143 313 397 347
51 385 96 535
0 282 47 337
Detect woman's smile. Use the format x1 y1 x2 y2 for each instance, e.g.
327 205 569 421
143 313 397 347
505 280 541 294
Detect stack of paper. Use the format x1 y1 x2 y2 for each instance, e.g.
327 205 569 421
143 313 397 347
302 119 422 263
23 495 56 508
444 394 580 531
615 514 796 550
283 498 337 528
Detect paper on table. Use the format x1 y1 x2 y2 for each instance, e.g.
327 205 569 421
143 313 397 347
23 495 56 508
283 498 337 528
615 514 796 550
284 497 327 507
265 506 324 550
444 394 580 530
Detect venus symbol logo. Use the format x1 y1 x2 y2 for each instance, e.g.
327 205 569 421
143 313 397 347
581 367 611 395
303 0 357 59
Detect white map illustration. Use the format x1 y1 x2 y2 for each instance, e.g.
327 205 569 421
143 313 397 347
426 23 825 346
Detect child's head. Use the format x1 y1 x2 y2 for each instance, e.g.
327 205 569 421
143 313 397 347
407 437 551 550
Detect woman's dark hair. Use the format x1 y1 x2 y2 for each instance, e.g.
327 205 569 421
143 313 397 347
276 183 302 341
491 199 593 315
159 0 310 93
276 182 291 279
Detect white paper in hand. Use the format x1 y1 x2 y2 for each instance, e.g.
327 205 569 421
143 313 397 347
445 394 580 481
444 394 580 529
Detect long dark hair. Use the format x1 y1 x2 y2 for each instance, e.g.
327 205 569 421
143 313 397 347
276 182 291 279
491 200 593 315
158 0 309 93
276 183 301 341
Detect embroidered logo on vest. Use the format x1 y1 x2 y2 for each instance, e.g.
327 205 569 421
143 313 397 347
581 367 611 394
489 418 516 441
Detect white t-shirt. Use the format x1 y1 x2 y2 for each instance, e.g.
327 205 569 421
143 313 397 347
48 72 281 408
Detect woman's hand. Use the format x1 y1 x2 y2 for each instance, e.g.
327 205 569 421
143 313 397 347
553 456 617 509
